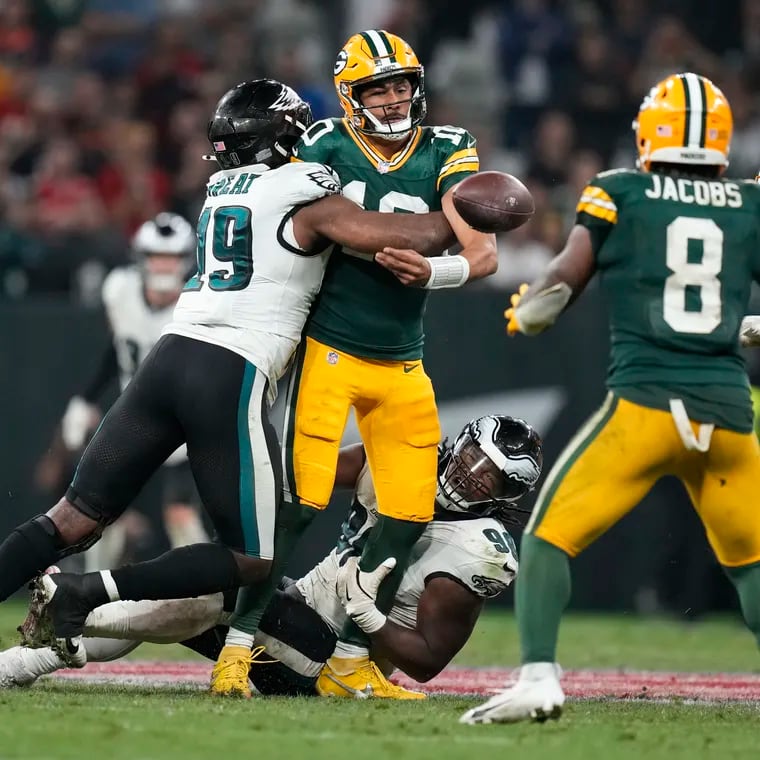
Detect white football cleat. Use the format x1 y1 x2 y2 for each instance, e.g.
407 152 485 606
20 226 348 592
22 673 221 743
0 645 73 688
459 662 565 725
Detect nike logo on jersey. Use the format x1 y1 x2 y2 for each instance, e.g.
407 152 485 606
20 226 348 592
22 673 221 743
403 364 419 374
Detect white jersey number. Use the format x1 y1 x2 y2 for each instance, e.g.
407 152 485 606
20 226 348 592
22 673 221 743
663 216 722 334
186 205 253 292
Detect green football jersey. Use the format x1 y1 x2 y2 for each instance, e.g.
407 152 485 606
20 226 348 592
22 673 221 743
576 168 760 432
291 118 479 360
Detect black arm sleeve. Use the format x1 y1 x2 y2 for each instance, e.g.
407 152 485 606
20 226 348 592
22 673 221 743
80 343 119 403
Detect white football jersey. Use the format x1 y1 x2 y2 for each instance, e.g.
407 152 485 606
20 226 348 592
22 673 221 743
165 161 340 399
102 267 175 393
101 267 187 467
296 460 518 635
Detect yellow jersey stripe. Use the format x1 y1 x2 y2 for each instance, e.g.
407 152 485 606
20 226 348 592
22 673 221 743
437 161 479 189
438 154 480 175
577 199 618 223
440 148 478 168
580 185 614 205
290 156 304 163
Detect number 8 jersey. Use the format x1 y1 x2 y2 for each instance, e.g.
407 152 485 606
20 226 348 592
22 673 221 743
166 161 341 396
577 168 760 432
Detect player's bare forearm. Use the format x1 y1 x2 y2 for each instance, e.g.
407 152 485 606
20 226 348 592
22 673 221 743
442 188 498 280
370 619 454 682
521 225 596 308
369 578 482 682
301 195 453 256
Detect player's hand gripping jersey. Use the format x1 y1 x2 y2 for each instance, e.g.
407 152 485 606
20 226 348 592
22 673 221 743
166 161 342 396
576 168 760 432
292 118 478 360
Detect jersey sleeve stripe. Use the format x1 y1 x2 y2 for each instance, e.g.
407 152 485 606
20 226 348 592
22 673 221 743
440 148 478 169
290 156 304 163
437 155 480 176
437 160 480 189
577 199 618 223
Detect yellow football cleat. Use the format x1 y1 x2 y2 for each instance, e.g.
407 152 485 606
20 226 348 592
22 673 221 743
210 645 255 698
316 659 426 700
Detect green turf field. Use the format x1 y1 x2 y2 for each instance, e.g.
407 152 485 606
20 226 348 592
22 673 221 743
1 602 759 760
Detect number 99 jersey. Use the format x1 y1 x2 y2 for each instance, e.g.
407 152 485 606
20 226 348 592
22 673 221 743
166 161 341 395
577 168 760 432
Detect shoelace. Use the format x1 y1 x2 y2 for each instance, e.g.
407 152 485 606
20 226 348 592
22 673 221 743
249 645 278 666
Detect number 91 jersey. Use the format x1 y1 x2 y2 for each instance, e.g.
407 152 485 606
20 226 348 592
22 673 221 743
577 168 760 432
166 162 341 394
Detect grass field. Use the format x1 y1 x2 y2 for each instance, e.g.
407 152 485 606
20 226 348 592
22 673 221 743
1 602 759 759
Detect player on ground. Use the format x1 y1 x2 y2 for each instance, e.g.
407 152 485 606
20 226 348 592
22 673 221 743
0 79 455 668
58 212 208 567
2 416 542 696
213 29 499 699
460 73 760 725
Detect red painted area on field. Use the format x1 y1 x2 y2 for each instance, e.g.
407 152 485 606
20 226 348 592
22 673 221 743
52 662 760 701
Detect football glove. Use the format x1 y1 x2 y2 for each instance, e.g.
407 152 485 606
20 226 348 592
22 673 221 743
740 316 760 347
336 556 396 634
504 283 530 335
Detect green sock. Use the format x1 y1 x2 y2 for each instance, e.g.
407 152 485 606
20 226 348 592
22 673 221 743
724 560 760 647
230 501 317 635
516 534 571 664
338 515 426 647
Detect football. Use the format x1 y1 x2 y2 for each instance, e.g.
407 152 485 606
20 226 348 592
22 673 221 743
452 171 535 233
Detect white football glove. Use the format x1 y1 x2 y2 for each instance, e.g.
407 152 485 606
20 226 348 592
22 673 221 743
740 316 760 347
336 555 396 634
61 396 100 451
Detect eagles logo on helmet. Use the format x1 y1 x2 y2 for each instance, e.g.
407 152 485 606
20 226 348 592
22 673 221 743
632 72 733 172
333 30 426 141
437 415 543 525
207 79 313 170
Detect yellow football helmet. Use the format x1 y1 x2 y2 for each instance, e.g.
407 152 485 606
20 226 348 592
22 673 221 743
334 30 426 140
632 72 732 171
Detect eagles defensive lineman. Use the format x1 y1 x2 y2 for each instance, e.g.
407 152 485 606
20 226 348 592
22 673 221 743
215 29 499 700
0 79 455 667
1 416 542 697
58 212 208 567
462 73 760 725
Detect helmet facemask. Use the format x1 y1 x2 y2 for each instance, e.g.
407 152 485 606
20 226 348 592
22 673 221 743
345 72 426 141
437 416 543 526
132 212 195 294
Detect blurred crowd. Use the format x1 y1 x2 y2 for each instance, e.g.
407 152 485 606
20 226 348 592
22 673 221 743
1 0 759 299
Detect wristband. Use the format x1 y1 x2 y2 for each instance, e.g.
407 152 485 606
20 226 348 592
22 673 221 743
423 255 470 289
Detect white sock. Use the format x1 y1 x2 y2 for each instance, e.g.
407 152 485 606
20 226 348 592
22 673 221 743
99 570 121 602
332 641 369 660
224 627 254 649
81 637 141 662
520 662 560 681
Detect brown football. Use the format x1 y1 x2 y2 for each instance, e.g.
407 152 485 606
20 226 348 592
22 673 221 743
452 171 535 233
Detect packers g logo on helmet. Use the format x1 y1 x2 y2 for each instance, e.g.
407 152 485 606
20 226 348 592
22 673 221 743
333 29 427 140
632 72 732 172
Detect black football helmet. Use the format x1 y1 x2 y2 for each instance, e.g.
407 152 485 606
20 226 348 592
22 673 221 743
437 415 543 525
207 79 313 170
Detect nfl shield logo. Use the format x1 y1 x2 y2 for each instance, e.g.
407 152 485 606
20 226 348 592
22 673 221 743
213 141 226 151
327 351 339 365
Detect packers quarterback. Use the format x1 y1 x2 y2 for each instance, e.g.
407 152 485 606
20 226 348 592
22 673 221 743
212 29 499 698
461 73 760 725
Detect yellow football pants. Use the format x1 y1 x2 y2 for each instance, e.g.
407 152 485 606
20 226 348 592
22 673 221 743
282 337 440 522
528 393 760 567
